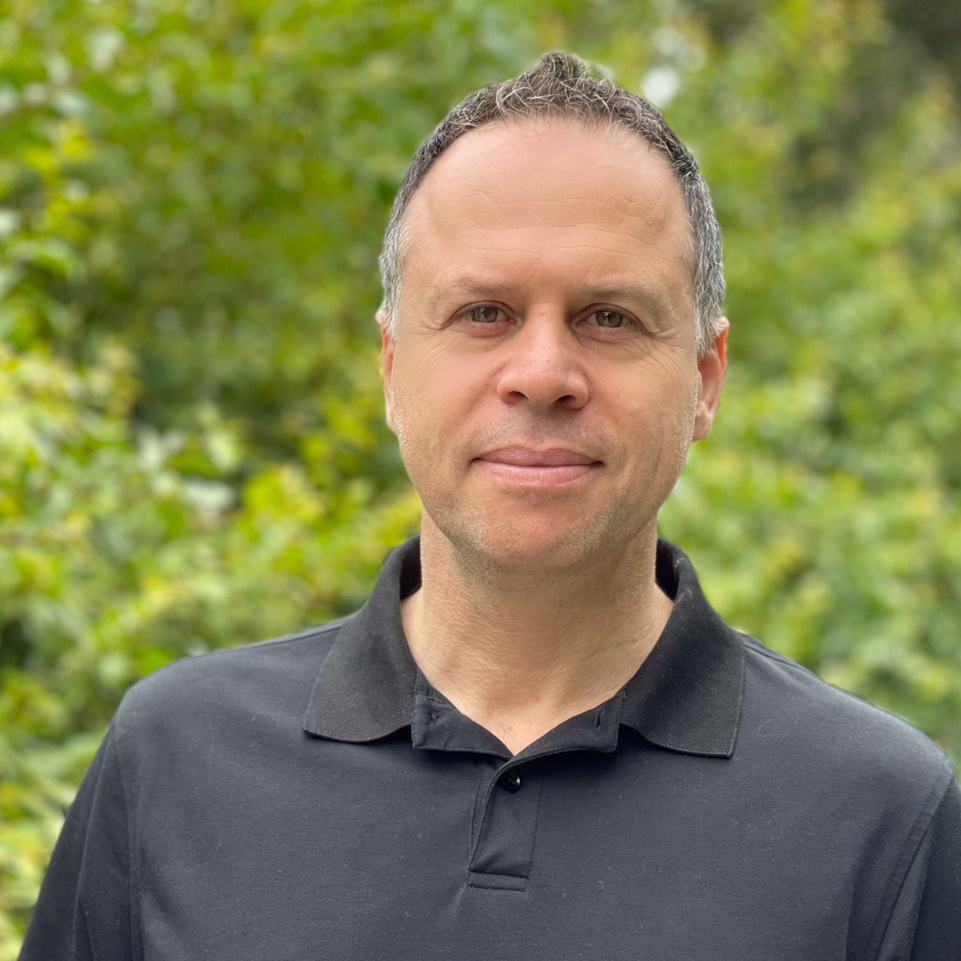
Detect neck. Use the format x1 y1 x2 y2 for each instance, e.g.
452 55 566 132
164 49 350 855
401 519 672 754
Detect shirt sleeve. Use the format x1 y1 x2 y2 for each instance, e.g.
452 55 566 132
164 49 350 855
875 764 961 961
18 727 136 961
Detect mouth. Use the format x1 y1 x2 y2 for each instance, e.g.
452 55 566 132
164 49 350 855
472 447 602 488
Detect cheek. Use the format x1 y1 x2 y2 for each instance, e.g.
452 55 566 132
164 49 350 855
615 366 699 461
390 362 472 451
396 347 490 418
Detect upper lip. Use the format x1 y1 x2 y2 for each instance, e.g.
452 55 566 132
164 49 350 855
474 447 599 466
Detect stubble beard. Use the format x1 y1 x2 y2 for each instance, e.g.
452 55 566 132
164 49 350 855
392 391 698 585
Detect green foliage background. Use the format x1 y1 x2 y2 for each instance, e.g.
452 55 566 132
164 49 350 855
2 0 960 952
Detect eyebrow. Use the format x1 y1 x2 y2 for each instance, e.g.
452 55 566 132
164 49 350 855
436 279 673 319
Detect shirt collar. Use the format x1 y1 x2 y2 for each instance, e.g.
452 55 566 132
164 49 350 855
303 536 743 758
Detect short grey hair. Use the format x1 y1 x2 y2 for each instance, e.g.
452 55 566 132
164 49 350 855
379 51 725 355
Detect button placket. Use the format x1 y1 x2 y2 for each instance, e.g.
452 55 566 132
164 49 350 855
468 763 542 891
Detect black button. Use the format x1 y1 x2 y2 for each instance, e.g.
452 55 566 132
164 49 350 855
498 770 522 793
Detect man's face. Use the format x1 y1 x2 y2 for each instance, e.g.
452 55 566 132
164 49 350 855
381 120 727 573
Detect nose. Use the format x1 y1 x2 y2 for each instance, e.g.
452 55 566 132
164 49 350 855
495 313 590 411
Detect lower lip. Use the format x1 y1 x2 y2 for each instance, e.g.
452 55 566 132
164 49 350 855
472 460 598 487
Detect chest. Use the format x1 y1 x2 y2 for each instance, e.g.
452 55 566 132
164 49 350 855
131 741 880 961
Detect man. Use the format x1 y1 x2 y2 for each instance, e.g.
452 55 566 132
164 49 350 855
21 52 961 960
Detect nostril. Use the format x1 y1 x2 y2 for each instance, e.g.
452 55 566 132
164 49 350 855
497 370 589 406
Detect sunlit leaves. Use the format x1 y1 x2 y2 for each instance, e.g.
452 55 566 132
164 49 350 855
2 0 961 954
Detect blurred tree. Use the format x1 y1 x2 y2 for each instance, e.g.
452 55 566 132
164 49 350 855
2 0 960 954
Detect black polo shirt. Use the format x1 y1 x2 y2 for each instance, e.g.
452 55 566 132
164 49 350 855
20 538 961 961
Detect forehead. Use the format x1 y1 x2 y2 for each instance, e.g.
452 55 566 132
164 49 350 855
401 119 692 295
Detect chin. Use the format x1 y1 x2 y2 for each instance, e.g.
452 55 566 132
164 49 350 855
444 514 630 577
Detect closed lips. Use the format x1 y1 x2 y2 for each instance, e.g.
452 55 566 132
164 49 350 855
474 447 600 466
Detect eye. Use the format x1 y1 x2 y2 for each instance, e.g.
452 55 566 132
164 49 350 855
464 304 505 324
449 302 512 337
589 309 633 329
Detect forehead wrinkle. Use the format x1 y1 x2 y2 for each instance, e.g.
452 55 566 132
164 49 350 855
438 191 681 234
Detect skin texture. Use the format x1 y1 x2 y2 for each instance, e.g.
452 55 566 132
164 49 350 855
379 119 728 752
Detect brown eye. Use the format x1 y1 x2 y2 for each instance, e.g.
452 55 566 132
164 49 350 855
467 305 503 324
593 309 629 328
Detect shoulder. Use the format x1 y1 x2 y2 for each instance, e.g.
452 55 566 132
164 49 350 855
111 616 351 746
738 633 955 811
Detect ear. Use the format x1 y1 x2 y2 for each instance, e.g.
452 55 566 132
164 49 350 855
377 310 398 436
692 317 729 442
